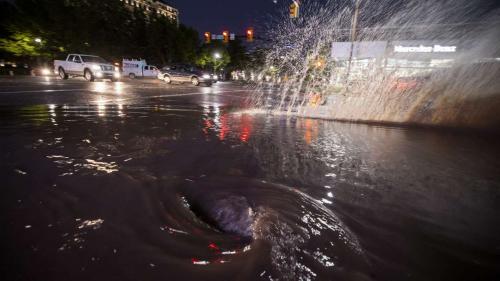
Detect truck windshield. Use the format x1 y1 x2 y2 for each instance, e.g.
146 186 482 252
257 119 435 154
81 56 108 64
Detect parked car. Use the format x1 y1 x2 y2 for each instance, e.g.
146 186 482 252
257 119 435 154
157 64 214 86
122 59 159 79
54 54 120 82
0 62 31 75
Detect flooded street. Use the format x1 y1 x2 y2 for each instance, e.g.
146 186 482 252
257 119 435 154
1 78 499 280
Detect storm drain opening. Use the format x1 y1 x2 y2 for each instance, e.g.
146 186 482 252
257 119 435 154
182 194 256 243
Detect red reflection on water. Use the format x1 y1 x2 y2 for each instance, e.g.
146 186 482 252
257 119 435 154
219 114 229 141
239 114 253 143
208 243 220 251
302 119 319 145
202 112 254 143
203 119 214 135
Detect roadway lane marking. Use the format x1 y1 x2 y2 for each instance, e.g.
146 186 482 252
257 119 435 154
91 90 250 104
94 92 208 103
0 89 88 94
149 92 209 98
145 89 252 99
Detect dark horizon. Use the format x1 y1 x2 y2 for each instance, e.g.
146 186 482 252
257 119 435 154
166 0 282 36
166 0 500 36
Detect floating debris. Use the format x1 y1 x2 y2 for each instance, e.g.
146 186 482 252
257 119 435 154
84 159 118 174
78 219 104 230
191 259 210 265
222 251 237 255
321 198 333 204
160 226 188 235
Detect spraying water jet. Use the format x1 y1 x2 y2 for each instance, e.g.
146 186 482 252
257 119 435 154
251 0 500 130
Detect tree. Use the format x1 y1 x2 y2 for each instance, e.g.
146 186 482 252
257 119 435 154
227 38 249 70
196 41 230 72
173 25 199 64
0 29 45 57
0 0 201 66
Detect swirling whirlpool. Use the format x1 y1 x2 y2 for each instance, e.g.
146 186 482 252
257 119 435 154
158 177 371 281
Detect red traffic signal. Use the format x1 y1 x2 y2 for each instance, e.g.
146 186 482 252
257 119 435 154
246 28 254 42
204 32 211 44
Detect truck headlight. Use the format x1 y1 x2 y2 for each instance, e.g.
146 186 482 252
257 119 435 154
92 65 101 71
202 74 211 79
41 68 51 75
114 67 119 72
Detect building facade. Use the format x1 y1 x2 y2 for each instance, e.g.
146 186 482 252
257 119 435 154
330 40 467 79
120 0 179 24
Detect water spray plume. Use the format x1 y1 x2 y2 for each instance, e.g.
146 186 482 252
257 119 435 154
250 0 500 130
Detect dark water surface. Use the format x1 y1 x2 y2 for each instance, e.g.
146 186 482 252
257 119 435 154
1 100 499 281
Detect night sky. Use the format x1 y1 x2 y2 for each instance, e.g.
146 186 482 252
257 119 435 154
165 0 500 36
166 0 284 36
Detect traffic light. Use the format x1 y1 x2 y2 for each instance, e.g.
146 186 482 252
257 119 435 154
315 59 325 68
222 31 229 43
246 28 254 42
204 32 211 44
290 1 299 18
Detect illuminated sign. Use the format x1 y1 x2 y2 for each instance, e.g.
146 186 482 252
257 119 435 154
394 45 457 53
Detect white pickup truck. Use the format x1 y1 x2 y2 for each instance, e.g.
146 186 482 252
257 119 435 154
54 54 120 82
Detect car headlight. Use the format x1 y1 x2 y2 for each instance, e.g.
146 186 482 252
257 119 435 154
114 67 119 72
202 74 211 79
92 65 101 71
41 68 51 75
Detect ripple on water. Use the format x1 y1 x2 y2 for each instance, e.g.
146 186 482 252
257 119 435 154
45 154 119 175
174 178 369 280
59 219 104 252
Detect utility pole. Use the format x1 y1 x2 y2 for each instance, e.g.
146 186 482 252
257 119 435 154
345 0 361 86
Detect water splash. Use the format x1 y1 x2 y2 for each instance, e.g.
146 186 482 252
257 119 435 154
180 178 369 280
251 0 500 129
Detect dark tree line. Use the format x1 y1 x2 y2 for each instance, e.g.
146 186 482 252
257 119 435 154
0 0 199 66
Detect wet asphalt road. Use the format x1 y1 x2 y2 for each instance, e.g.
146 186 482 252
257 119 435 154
1 76 500 281
0 76 251 107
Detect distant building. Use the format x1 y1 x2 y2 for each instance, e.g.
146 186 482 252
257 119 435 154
120 0 179 24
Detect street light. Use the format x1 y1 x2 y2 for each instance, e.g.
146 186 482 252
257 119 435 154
33 38 43 72
213 53 221 74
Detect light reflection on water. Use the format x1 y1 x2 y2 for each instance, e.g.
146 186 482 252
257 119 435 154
96 98 106 117
0 102 499 280
92 81 108 93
